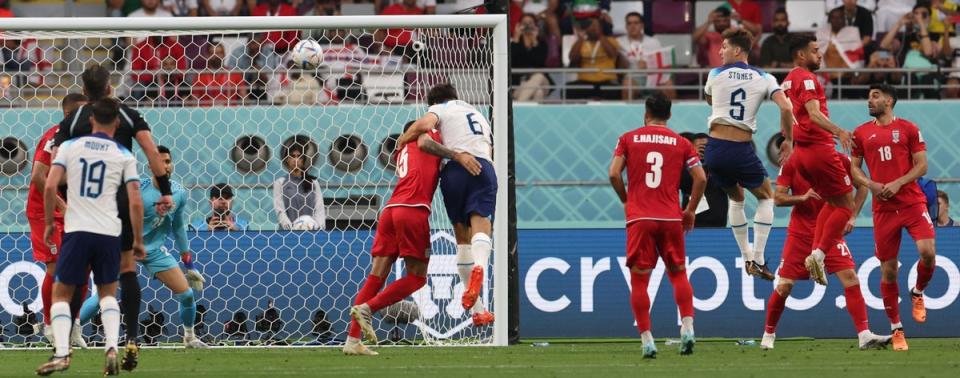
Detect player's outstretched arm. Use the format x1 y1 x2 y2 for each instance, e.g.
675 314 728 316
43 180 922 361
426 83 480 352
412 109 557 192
881 151 928 199
771 91 795 163
42 165 66 245
396 113 439 148
608 156 627 204
773 184 820 207
803 100 852 152
417 134 482 176
127 180 146 259
683 165 707 232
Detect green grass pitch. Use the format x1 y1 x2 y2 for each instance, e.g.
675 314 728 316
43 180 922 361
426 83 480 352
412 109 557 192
1 338 958 377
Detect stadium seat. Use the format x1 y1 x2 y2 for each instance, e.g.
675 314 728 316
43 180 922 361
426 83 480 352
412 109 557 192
340 3 375 16
823 0 877 11
362 73 405 104
651 1 693 34
694 0 726 29
786 0 826 32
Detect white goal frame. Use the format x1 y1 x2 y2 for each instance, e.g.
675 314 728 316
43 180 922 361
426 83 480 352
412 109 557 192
0 15 511 347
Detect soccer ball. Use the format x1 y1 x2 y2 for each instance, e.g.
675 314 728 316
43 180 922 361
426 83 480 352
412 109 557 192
291 215 318 231
291 39 324 69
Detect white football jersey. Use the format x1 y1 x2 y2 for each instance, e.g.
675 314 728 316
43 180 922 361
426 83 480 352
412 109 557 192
427 100 493 162
53 134 138 236
704 62 781 133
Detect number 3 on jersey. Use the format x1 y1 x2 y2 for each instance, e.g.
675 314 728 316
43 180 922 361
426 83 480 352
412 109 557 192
645 152 663 188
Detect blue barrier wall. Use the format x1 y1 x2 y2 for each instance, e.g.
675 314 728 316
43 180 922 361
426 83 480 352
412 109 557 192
3 102 960 230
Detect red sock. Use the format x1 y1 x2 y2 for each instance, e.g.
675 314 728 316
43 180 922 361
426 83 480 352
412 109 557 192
41 273 54 326
348 275 385 339
630 272 652 334
366 274 427 313
765 290 787 334
844 285 870 333
915 259 936 292
812 204 835 250
880 280 901 325
666 270 694 318
817 206 852 253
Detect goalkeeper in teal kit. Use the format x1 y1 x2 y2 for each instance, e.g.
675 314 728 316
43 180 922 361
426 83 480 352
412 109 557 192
79 146 207 349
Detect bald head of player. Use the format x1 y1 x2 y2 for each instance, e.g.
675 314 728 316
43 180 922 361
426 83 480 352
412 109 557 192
61 93 88 118
719 28 753 65
80 64 112 101
789 34 821 72
89 98 121 137
427 83 458 106
867 83 897 118
644 93 671 125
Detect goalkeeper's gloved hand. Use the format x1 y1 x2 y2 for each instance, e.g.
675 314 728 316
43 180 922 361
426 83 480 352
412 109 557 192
181 252 205 292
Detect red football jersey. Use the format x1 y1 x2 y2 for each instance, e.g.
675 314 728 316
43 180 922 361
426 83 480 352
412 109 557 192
385 129 442 210
26 126 63 219
778 154 853 238
614 125 701 223
852 118 927 212
783 67 833 146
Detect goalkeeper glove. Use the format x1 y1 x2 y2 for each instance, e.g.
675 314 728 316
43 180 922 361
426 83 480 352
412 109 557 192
181 252 205 292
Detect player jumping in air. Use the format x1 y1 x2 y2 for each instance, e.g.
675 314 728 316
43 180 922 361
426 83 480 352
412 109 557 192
396 83 497 326
52 64 175 371
609 94 706 358
703 28 795 280
782 34 857 286
36 98 145 376
77 145 208 349
850 84 937 351
761 141 892 350
346 121 481 356
28 93 90 348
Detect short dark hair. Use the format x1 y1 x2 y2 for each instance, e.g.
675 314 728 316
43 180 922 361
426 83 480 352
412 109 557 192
625 11 643 22
774 7 787 17
403 120 415 133
80 64 111 101
209 183 234 199
914 3 931 13
645 93 671 121
722 28 754 54
869 83 898 108
938 190 949 204
157 145 171 157
828 7 844 18
714 6 731 18
90 98 120 126
789 34 817 58
61 93 87 111
679 132 695 141
692 132 709 140
427 83 458 106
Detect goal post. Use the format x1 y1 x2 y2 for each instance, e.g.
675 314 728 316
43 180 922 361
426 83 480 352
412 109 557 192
0 15 510 347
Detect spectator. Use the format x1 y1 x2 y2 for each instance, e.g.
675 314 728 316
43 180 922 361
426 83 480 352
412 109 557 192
0 39 51 86
283 63 327 105
477 0 525 38
834 0 874 47
251 0 299 53
817 7 864 84
302 0 344 42
379 0 424 58
724 0 762 38
853 49 903 87
0 0 12 18
929 0 958 35
545 0 612 36
165 0 199 16
759 8 793 81
566 17 624 100
193 43 246 106
511 13 557 102
227 33 280 101
617 12 675 99
191 183 250 231
937 190 958 227
376 0 434 15
693 7 732 68
273 142 326 230
880 4 941 98
129 36 187 101
943 76 960 98
156 55 189 105
877 0 916 34
130 0 173 18
202 0 243 16
679 132 728 228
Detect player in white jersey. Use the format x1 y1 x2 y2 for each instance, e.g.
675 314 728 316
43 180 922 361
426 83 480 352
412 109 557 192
396 83 496 326
702 28 795 280
36 98 145 376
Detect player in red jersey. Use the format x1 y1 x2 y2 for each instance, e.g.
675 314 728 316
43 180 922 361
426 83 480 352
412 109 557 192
781 34 856 285
850 84 936 352
344 121 482 356
761 143 892 350
26 93 89 348
609 94 706 358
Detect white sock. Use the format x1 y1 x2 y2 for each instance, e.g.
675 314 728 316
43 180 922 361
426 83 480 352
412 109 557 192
345 336 360 346
891 322 903 331
729 200 751 262
471 233 492 271
753 199 774 266
100 296 121 352
911 287 923 296
50 302 71 357
680 316 694 335
184 326 195 341
640 330 654 345
455 244 473 290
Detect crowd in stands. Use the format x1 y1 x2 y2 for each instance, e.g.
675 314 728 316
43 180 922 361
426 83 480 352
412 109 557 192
3 0 960 102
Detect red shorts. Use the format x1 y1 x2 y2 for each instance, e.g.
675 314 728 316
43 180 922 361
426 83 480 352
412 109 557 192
872 203 936 261
792 144 853 198
777 232 856 280
371 206 431 262
625 220 685 270
29 216 64 264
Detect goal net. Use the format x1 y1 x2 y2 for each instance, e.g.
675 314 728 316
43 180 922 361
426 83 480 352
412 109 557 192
0 15 509 348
